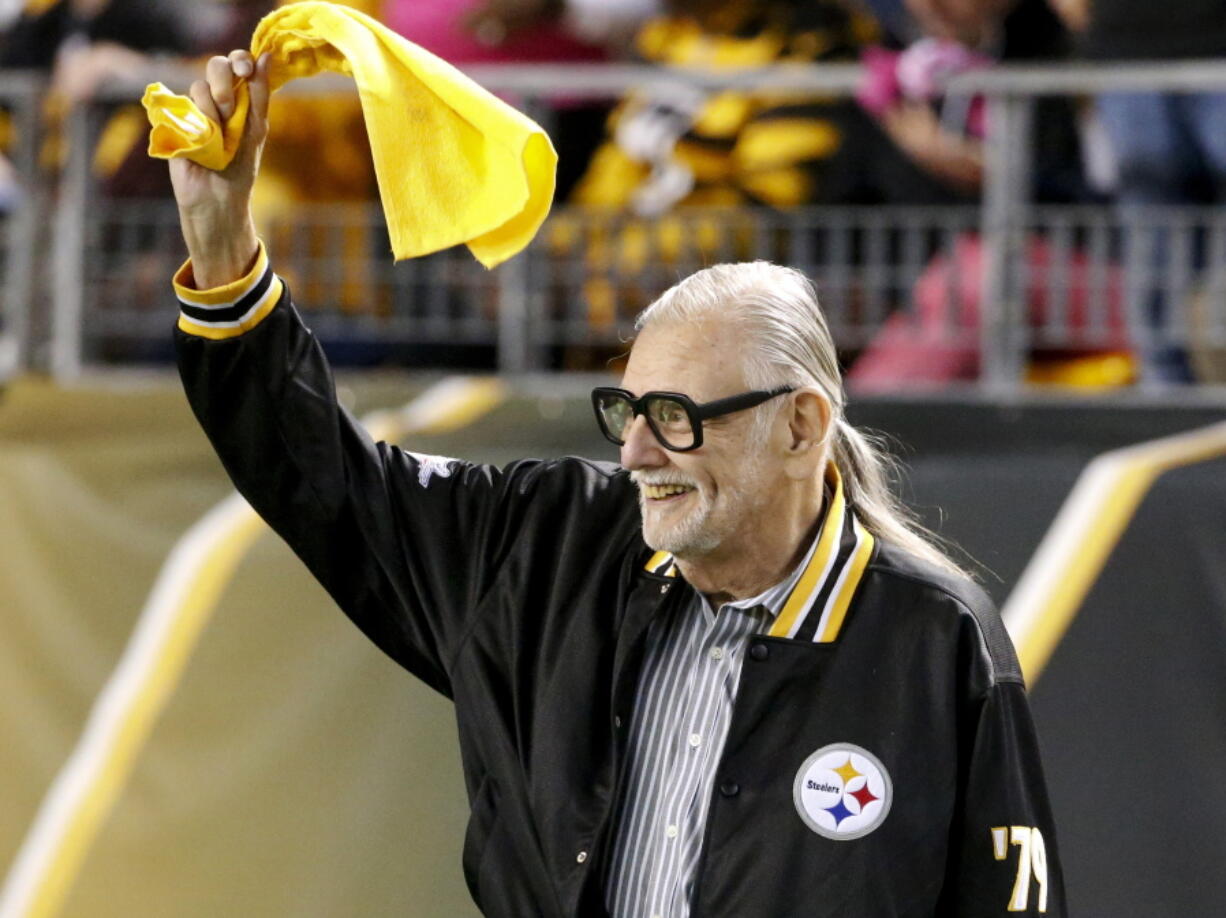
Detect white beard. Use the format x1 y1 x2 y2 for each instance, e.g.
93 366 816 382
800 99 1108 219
633 449 770 559
639 485 721 556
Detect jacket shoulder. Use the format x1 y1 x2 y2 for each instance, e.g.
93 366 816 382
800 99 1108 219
866 540 1024 687
503 455 632 504
497 455 640 538
534 455 628 488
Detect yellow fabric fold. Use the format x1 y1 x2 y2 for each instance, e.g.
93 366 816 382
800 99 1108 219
141 1 556 268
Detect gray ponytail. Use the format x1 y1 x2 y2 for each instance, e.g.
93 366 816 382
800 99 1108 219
637 261 970 579
829 419 967 577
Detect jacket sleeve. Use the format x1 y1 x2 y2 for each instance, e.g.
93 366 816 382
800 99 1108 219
172 248 538 697
944 674 1067 916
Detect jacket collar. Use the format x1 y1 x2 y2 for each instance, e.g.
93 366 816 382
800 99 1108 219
642 464 876 643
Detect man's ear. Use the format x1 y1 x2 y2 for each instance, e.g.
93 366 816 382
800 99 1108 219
782 389 831 481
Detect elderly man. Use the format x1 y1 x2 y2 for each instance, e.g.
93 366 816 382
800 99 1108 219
170 51 1064 917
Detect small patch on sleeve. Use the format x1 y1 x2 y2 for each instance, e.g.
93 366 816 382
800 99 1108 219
407 452 459 488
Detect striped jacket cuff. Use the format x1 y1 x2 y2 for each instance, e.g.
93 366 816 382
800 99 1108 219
173 242 284 340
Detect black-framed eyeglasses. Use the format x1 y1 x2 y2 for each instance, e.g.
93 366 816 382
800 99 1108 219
591 385 795 452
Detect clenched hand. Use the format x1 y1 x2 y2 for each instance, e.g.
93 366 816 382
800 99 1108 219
169 50 271 288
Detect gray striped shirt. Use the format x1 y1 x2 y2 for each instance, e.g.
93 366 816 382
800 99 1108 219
602 549 813 918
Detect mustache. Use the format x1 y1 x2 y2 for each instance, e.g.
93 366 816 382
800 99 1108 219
630 471 698 489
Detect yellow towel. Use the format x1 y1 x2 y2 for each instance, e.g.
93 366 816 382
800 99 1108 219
142 1 556 268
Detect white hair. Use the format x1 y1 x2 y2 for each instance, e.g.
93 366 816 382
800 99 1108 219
636 261 969 578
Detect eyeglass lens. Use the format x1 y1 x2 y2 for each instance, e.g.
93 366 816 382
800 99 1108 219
645 396 694 447
597 394 633 439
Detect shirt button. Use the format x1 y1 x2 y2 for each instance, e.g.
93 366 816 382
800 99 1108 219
576 850 588 864
749 642 769 661
720 781 740 797
710 646 724 660
688 733 702 748
665 824 678 838
614 715 622 729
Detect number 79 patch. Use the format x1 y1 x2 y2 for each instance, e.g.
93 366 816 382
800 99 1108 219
990 826 1049 912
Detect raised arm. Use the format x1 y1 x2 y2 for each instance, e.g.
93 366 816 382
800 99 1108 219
165 52 545 697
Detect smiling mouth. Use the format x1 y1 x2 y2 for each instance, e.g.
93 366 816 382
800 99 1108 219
642 483 695 502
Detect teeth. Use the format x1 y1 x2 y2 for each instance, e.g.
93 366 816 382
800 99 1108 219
643 483 693 500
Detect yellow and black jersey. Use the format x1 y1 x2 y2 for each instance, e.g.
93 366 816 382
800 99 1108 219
176 272 1066 918
556 0 882 340
572 0 878 212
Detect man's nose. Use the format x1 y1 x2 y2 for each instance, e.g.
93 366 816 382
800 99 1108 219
619 415 667 470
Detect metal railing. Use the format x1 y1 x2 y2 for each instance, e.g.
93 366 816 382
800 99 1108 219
953 61 1226 386
0 72 43 381
6 61 1226 386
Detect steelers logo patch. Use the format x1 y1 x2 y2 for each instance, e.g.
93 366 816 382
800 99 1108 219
793 743 892 841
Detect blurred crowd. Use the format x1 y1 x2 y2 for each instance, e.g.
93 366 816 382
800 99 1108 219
0 0 1224 382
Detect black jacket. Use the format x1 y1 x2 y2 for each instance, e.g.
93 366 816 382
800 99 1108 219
175 278 1065 917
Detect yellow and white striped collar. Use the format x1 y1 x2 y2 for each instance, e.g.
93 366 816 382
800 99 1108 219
643 464 876 643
